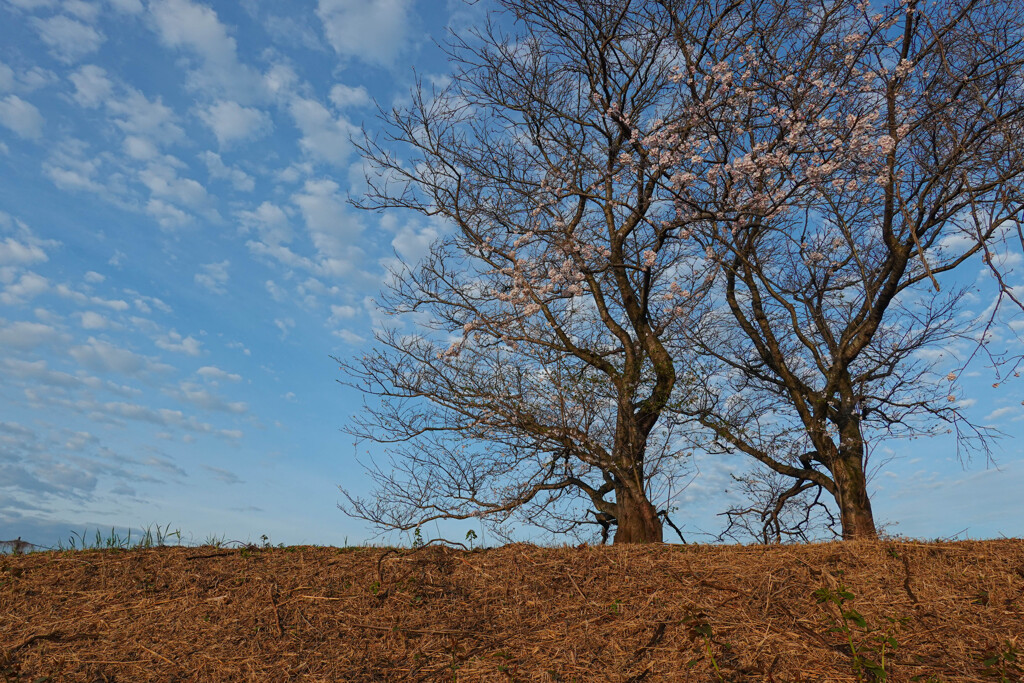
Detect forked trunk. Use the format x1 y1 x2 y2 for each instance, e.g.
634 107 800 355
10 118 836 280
612 482 663 544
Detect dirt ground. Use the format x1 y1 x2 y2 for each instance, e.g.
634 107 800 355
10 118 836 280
2 539 1022 682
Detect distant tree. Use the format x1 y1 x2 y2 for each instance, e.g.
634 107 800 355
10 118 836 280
339 0 714 544
657 0 1024 540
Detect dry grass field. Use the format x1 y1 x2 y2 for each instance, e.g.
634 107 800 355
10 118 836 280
2 539 1023 681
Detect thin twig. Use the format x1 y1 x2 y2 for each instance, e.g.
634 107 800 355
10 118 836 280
268 583 284 637
138 644 175 667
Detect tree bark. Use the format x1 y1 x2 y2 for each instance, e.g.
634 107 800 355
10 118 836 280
831 424 878 540
612 481 663 543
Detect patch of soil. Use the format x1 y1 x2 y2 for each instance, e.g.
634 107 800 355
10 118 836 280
2 539 1022 681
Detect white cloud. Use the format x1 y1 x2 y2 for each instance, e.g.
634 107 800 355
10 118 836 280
259 12 323 51
155 330 202 355
0 61 52 98
293 178 361 254
0 95 44 139
391 220 441 262
196 365 241 382
53 282 130 310
0 272 49 304
5 0 58 9
146 198 193 230
69 67 183 146
107 0 143 13
0 320 65 350
83 271 105 283
31 15 105 63
245 181 365 282
139 162 210 208
70 337 151 374
149 0 264 100
316 0 413 67
1 358 135 396
246 239 317 274
15 65 58 93
98 400 185 426
274 317 294 338
329 304 356 321
264 279 285 301
200 151 254 192
288 96 356 165
238 201 291 244
43 138 111 196
332 328 365 344
0 236 48 266
69 64 113 108
226 340 250 355
63 0 101 21
77 311 109 329
198 100 272 147
194 259 229 294
262 62 299 100
108 91 184 146
984 406 1018 422
329 83 371 109
123 135 158 160
202 464 243 484
171 381 247 413
0 62 14 93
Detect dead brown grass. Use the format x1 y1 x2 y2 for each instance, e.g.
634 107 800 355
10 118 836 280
1 539 1022 681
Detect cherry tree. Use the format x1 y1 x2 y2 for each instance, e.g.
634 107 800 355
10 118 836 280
340 0 1023 544
655 0 1024 539
339 0 721 544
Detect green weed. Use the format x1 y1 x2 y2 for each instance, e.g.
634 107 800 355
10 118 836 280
979 638 1022 682
683 611 724 681
813 578 905 682
57 523 181 551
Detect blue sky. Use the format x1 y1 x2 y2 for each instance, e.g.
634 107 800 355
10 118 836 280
0 0 1021 550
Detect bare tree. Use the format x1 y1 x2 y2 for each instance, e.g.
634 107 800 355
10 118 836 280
655 0 1024 539
338 0 724 544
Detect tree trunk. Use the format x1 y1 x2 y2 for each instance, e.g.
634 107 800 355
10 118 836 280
608 402 664 544
833 445 878 540
612 481 663 544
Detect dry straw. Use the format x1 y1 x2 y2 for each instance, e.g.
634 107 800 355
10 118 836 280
2 540 1022 681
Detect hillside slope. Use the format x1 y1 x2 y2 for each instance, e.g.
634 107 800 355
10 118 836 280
2 540 1022 681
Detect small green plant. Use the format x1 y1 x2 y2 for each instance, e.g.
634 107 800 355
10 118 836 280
979 638 1022 682
465 529 478 549
813 578 904 682
412 526 424 549
203 533 227 548
683 612 724 681
608 598 621 614
57 523 181 551
137 523 181 548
